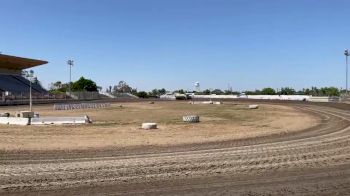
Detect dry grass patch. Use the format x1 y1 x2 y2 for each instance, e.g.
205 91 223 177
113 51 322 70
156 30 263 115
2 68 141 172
0 101 319 151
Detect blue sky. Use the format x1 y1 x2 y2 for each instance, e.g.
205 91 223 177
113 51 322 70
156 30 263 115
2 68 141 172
1 0 349 91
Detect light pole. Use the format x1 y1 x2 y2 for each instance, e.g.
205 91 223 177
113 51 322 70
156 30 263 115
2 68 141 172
23 70 34 111
345 49 349 95
67 60 74 97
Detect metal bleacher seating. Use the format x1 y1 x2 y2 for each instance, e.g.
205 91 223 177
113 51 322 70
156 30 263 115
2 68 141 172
11 75 47 93
0 74 47 95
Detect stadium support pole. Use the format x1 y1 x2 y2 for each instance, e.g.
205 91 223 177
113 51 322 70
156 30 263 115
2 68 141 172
69 64 71 97
25 70 34 112
347 53 349 95
29 79 32 111
345 49 349 95
67 60 74 98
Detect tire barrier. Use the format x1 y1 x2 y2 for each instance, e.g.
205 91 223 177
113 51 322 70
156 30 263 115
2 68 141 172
183 115 200 123
54 103 111 110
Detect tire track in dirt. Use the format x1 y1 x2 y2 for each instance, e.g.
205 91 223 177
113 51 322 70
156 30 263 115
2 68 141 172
1 103 350 195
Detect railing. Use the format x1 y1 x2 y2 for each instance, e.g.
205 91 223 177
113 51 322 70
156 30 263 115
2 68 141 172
54 102 111 110
0 91 103 105
109 92 139 99
67 91 102 100
1 92 67 101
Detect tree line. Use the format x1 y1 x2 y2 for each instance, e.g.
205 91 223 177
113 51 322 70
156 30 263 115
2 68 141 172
105 81 166 98
49 77 100 93
49 78 342 97
243 87 341 96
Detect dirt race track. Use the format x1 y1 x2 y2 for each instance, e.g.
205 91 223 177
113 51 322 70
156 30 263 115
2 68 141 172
1 101 350 196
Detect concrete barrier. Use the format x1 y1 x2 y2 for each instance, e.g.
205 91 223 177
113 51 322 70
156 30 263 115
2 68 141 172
0 117 30 125
141 123 157 129
193 95 238 99
162 94 340 102
246 95 309 101
31 116 90 125
308 96 339 103
340 95 350 103
160 94 176 100
249 105 259 109
192 94 310 101
15 111 34 118
0 113 10 117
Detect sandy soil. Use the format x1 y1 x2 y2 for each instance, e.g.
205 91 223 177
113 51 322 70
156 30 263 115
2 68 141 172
1 102 350 195
0 101 318 151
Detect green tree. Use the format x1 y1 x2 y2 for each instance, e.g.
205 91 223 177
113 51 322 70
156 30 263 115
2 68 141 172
202 89 211 95
320 87 340 96
310 87 319 96
71 77 98 91
244 91 256 95
148 88 167 97
211 89 224 95
51 81 62 89
49 81 69 93
32 77 42 86
158 88 166 95
175 89 185 94
261 87 276 95
300 88 311 95
224 90 239 95
113 81 134 93
137 91 148 98
279 87 296 95
149 89 159 97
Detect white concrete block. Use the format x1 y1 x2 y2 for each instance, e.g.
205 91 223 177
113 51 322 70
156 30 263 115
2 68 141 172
309 96 330 102
142 123 157 129
0 117 30 125
249 105 259 109
0 113 10 117
30 116 90 125
15 111 34 118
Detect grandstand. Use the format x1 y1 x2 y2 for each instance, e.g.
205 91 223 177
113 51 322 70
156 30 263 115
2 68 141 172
0 54 48 96
0 54 104 105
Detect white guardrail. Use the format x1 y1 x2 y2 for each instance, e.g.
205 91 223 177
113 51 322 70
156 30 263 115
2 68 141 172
161 94 339 103
193 95 310 101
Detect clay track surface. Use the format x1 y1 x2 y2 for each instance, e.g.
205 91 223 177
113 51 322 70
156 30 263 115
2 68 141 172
1 103 350 195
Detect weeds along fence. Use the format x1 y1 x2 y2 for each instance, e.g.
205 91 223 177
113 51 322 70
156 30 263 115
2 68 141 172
54 103 111 110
